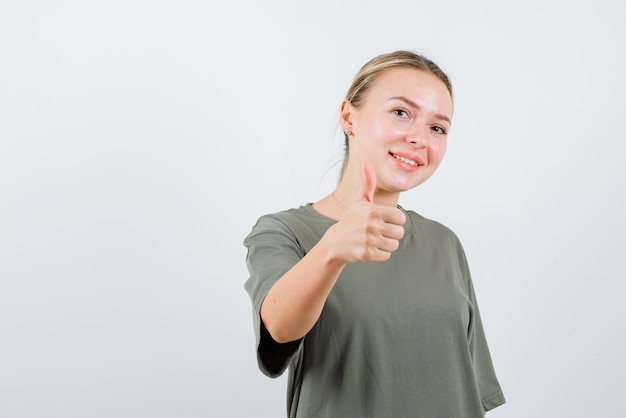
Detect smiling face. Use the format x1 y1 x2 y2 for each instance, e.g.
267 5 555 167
340 67 453 201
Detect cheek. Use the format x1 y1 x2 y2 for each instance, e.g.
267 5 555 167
431 141 448 165
371 116 401 139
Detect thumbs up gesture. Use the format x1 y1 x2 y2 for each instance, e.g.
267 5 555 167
359 161 378 204
325 163 406 263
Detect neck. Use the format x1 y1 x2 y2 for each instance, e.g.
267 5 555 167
335 178 400 208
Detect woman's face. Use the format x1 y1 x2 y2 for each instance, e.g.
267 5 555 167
342 67 453 195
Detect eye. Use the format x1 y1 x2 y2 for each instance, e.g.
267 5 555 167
393 108 409 118
432 125 447 135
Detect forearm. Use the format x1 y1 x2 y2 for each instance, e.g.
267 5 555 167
260 238 346 344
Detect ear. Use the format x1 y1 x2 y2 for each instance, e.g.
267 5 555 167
339 100 354 135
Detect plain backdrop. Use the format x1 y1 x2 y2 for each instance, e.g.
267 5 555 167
1 1 624 417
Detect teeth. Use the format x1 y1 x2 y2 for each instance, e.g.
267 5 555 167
393 154 419 166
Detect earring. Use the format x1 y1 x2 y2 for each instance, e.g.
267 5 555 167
346 131 353 136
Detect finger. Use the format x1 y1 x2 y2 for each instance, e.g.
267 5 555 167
359 162 377 203
376 236 401 253
364 242 397 261
380 223 405 241
380 207 407 226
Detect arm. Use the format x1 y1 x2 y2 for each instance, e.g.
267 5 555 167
261 164 406 343
259 228 346 343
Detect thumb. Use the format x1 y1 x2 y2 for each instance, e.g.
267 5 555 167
359 162 377 203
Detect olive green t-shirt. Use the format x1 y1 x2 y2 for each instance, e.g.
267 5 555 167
244 204 505 417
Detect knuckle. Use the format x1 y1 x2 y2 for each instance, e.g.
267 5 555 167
365 206 380 220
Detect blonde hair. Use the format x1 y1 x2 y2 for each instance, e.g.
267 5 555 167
339 50 453 180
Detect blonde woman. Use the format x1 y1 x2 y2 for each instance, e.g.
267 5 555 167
244 50 505 417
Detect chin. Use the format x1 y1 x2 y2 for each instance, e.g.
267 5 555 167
386 175 430 193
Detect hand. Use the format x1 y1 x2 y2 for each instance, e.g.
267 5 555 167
325 162 406 263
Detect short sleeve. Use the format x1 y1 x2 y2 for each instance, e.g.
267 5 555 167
243 214 305 377
421 224 506 413
465 277 506 411
458 241 506 412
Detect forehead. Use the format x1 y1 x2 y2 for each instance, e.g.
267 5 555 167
367 67 452 111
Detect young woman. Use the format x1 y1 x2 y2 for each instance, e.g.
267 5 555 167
244 50 505 417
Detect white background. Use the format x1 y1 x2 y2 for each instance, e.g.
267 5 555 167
1 1 624 417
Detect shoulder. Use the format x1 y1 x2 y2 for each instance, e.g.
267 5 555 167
402 207 468 262
403 207 461 243
402 208 472 277
248 204 323 234
244 204 334 252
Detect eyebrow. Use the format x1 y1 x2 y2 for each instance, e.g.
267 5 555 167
389 96 452 125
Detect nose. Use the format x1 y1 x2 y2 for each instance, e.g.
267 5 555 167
405 124 428 148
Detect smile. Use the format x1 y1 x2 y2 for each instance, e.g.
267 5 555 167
391 153 421 167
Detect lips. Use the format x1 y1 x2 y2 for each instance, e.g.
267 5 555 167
390 152 423 167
